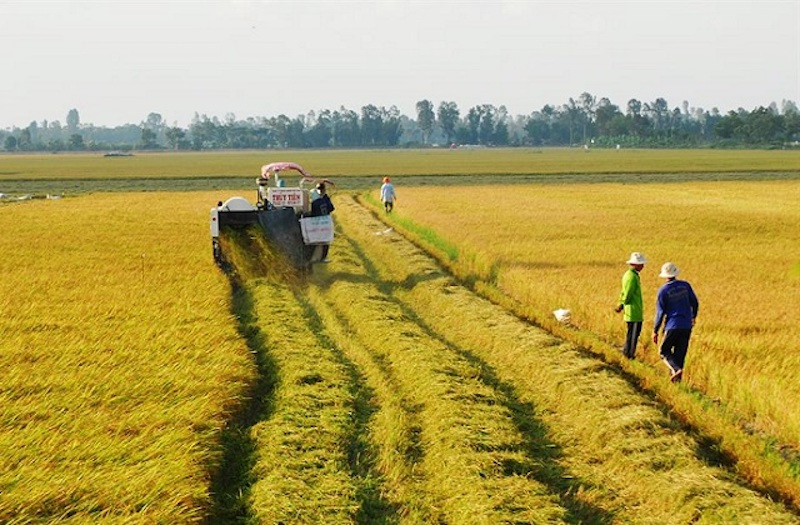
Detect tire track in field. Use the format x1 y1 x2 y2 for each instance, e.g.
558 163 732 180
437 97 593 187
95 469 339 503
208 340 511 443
208 282 273 524
209 235 396 523
308 221 579 523
312 231 612 524
293 286 402 524
309 287 441 523
332 195 799 523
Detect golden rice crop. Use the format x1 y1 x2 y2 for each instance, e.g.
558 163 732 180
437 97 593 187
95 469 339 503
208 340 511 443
378 181 800 440
3 148 800 180
216 217 570 522
361 180 800 504
5 165 799 523
243 281 362 523
306 217 570 523
0 192 255 521
323 195 798 522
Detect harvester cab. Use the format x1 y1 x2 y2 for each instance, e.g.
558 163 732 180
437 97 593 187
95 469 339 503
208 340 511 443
211 162 334 270
256 162 313 214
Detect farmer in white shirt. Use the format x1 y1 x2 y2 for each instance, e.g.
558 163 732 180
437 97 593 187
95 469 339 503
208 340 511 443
380 177 397 213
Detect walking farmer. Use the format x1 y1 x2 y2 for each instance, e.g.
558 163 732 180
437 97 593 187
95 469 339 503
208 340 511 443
652 262 699 383
380 177 396 213
615 252 646 359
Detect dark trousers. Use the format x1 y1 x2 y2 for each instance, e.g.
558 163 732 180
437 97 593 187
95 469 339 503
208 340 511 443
660 328 692 372
623 321 642 358
385 200 393 212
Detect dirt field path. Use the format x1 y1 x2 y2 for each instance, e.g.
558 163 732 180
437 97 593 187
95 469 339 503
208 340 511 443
219 195 798 523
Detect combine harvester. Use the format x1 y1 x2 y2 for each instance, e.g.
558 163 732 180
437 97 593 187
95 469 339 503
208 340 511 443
210 162 334 271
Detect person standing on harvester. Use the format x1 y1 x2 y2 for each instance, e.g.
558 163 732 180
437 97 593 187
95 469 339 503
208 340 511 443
380 177 396 213
615 252 646 359
653 262 699 383
310 182 335 263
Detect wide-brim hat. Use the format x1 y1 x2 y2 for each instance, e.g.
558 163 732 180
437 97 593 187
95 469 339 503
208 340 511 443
626 252 647 265
659 262 680 278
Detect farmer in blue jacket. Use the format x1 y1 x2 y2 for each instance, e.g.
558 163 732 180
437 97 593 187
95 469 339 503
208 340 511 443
652 262 699 383
310 182 335 263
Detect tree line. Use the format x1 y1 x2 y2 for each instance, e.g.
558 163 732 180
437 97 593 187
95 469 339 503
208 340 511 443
2 94 799 152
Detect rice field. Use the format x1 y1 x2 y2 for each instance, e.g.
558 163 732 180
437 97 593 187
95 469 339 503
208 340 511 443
329 195 798 522
3 150 800 522
2 147 800 181
363 179 800 506
0 193 255 521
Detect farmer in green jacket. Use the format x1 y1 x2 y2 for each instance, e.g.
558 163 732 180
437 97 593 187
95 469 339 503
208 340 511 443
615 252 646 359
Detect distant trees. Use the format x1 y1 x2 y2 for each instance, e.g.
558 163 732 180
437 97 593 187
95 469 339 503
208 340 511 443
332 108 359 147
714 105 793 145
139 128 158 149
515 93 800 148
437 101 460 146
3 96 799 152
181 104 404 150
381 106 403 146
452 104 510 146
416 100 435 144
68 133 85 150
594 98 623 136
17 128 32 150
578 92 596 143
356 104 401 147
66 109 80 131
360 104 382 146
165 126 186 150
304 110 329 148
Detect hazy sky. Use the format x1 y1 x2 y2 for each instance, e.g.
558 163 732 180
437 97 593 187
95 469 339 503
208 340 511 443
1 0 798 128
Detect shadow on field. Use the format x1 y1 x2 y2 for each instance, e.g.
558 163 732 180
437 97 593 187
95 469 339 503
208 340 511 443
562 343 742 474
291 289 402 524
402 309 616 523
342 233 616 524
315 269 442 292
207 276 279 523
209 227 399 523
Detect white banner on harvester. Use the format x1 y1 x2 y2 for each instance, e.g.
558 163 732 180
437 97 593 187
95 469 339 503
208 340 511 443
268 188 309 213
300 215 334 244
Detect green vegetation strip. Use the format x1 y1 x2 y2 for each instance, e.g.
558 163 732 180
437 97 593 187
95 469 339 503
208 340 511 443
343 195 799 522
3 148 800 196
